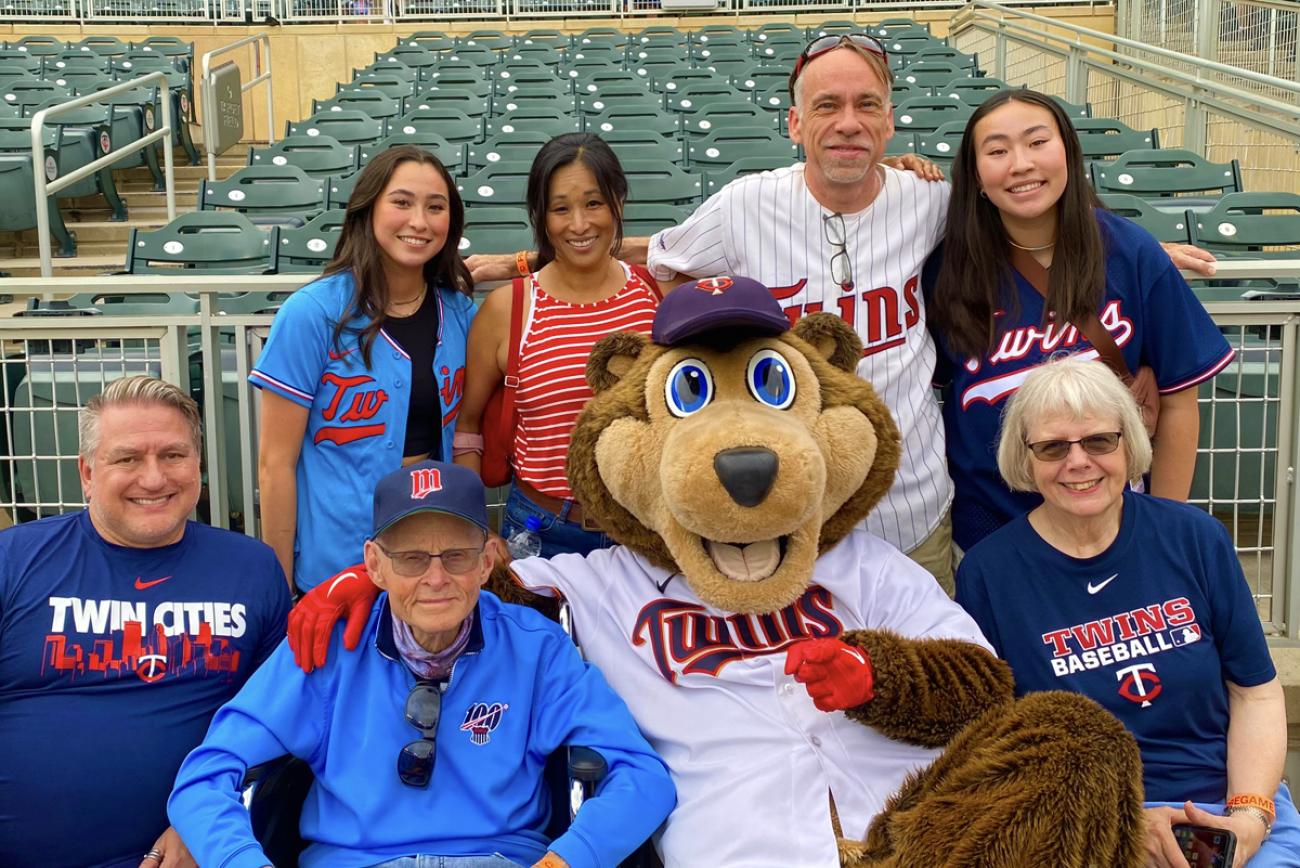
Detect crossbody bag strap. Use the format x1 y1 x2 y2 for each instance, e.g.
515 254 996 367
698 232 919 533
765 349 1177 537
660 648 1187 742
503 276 528 393
1008 245 1133 382
629 262 663 300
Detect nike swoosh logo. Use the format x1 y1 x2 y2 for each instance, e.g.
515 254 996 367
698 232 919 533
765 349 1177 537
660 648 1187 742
1086 574 1119 595
134 575 174 590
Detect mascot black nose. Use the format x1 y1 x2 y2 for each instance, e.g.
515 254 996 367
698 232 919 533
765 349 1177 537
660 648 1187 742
713 447 779 508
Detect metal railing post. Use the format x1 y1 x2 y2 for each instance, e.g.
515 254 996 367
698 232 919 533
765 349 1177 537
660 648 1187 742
1279 315 1300 640
1065 43 1087 105
31 72 176 278
201 34 274 183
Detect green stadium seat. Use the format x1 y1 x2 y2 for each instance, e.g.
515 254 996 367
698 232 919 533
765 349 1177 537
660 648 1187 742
0 51 41 75
445 46 498 68
485 107 579 139
461 205 532 256
22 100 131 221
655 68 721 95
1050 95 1092 118
462 30 514 52
358 132 467 174
458 161 532 206
896 61 971 90
47 51 111 74
355 60 417 83
377 47 440 74
875 18 927 35
133 36 193 71
622 202 691 236
427 71 490 99
326 170 360 210
504 45 563 68
629 58 685 85
392 107 481 145
703 155 788 196
466 129 552 169
493 68 564 98
199 165 325 217
683 100 780 138
12 36 66 58
634 26 687 47
1188 192 1300 256
915 121 965 171
569 68 644 95
937 77 1016 106
0 154 74 257
493 88 577 117
753 39 804 64
693 24 744 44
578 85 660 117
732 64 789 96
249 134 358 179
73 36 129 58
313 89 401 121
913 47 979 70
754 84 790 113
342 73 416 104
751 22 803 43
1 78 71 115
277 209 346 274
808 20 860 39
686 126 797 169
890 82 930 105
695 47 754 77
289 110 387 147
565 46 627 73
575 28 629 50
1091 148 1243 198
585 105 678 137
665 81 746 113
885 132 916 157
404 31 457 53
894 96 974 135
519 29 571 50
1071 117 1160 160
410 85 487 118
602 128 684 164
1098 193 1191 244
126 211 275 274
621 159 703 205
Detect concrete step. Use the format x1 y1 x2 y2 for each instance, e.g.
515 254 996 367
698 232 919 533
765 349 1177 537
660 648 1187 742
1 254 125 277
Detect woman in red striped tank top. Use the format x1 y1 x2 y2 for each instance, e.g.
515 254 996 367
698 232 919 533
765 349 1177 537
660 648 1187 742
454 134 662 558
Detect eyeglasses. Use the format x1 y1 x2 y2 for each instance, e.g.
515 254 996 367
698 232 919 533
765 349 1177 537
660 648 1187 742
789 33 889 99
823 212 854 292
398 683 442 787
375 542 484 577
1026 432 1123 462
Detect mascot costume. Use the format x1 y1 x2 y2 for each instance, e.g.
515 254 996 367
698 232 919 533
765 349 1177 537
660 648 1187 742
290 276 1146 867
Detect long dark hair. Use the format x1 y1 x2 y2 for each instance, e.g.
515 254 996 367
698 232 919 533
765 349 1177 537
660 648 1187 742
526 133 628 268
324 145 473 367
931 89 1106 359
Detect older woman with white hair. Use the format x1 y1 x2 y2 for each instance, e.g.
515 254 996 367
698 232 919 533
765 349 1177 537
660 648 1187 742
955 355 1298 868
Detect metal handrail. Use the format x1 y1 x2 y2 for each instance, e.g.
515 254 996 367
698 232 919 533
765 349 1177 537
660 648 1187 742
200 33 274 183
955 0 1300 103
31 72 176 278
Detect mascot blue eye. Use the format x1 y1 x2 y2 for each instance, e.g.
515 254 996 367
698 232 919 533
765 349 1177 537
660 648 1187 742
664 359 714 418
746 349 795 409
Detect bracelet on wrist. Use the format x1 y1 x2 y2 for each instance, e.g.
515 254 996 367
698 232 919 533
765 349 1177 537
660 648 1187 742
514 250 531 277
1227 804 1274 836
1226 792 1276 819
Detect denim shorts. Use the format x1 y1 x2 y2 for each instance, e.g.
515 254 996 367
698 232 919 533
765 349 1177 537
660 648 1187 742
501 484 612 560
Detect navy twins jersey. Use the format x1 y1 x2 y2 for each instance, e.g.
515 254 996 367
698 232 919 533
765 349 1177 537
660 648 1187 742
0 511 290 868
956 491 1275 803
926 209 1234 551
512 530 990 868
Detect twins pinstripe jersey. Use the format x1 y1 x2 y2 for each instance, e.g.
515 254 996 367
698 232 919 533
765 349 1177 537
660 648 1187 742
648 164 952 554
511 529 992 867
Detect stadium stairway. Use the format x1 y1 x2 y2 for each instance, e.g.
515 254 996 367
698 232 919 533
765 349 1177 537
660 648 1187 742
0 149 247 277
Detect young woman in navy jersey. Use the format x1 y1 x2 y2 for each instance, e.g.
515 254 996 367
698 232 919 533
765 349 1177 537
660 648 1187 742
956 356 1296 868
454 133 660 559
925 89 1232 553
252 146 476 592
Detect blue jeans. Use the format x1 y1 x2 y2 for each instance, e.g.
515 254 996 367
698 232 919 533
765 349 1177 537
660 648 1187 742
501 484 611 559
1146 781 1300 866
370 856 524 868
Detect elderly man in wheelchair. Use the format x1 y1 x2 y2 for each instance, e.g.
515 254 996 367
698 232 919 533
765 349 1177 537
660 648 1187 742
167 460 674 868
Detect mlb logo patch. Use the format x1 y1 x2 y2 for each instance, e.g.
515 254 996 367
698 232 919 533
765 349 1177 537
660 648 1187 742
1170 624 1201 646
460 701 509 745
410 467 442 499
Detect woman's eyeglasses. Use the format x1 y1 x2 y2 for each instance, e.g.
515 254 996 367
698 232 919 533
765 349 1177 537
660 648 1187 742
376 542 484 577
398 683 442 787
823 213 854 292
790 33 889 87
1026 432 1123 462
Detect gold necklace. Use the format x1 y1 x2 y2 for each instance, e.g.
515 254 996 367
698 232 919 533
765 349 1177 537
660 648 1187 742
389 283 427 315
1007 238 1056 252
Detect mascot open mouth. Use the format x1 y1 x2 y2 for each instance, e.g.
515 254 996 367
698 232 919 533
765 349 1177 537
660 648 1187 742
703 536 789 582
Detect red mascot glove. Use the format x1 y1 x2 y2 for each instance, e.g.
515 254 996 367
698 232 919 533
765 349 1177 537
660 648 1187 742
784 637 875 712
287 563 379 674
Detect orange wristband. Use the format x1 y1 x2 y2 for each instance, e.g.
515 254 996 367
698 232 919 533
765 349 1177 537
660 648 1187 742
1226 793 1276 818
515 250 531 277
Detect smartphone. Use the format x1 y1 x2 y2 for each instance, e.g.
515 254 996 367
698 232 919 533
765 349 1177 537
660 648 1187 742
1172 823 1237 867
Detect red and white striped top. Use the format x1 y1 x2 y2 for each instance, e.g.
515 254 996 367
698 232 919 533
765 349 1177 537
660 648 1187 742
513 263 659 499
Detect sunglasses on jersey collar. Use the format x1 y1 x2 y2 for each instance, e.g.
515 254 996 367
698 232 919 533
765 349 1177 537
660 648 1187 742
788 34 890 102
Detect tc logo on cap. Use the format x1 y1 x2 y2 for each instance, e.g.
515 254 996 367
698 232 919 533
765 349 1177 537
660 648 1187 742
695 276 734 295
410 467 443 500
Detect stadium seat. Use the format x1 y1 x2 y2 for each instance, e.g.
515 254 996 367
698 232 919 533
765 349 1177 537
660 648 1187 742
753 38 804 64
694 24 745 44
665 81 745 113
0 153 74 257
313 90 401 121
410 86 487 118
199 165 325 217
1091 148 1243 198
894 96 974 134
622 202 691 236
356 60 417 83
622 159 704 205
686 126 797 168
753 84 790 113
249 135 357 179
359 132 467 174
732 64 789 96
12 35 66 58
655 68 722 94
1188 192 1300 255
565 46 627 74
1071 117 1160 160
392 107 480 145
376 47 439 74
913 46 979 70
493 68 565 98
1098 193 1192 244
938 77 1016 106
467 129 552 170
47 50 111 75
288 110 386 147
703 155 788 196
493 88 577 117
458 161 533 206
585 105 679 137
518 29 571 50
126 211 276 274
277 209 346 274
461 205 532 256
1050 95 1092 118
505 44 564 68
570 68 645 95
426 71 491 99
462 29 514 52
896 61 972 90
808 20 860 39
751 22 803 43
445 46 497 69
578 86 660 117
21 101 131 222
683 101 780 137
694 46 754 77
485 107 579 139
405 31 456 52
915 121 965 171
574 27 629 49
341 72 416 104
875 18 927 35
885 132 916 157
325 171 360 210
73 36 129 58
0 77 71 115
602 128 684 164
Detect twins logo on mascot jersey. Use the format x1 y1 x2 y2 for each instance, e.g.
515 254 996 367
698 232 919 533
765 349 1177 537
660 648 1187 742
461 702 508 745
634 585 844 683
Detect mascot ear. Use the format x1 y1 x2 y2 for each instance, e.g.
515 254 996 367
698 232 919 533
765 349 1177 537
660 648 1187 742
587 330 651 393
793 312 863 374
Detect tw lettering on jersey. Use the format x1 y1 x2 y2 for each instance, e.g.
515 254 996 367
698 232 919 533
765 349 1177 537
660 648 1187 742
633 585 844 683
770 276 922 357
43 595 248 682
961 301 1135 410
313 362 466 447
1039 597 1200 677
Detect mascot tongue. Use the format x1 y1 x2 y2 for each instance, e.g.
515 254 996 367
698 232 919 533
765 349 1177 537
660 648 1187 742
705 538 781 582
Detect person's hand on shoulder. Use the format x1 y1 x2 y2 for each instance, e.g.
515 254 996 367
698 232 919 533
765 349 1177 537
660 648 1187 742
287 564 379 673
466 253 523 285
881 153 946 182
1161 242 1217 277
138 826 195 868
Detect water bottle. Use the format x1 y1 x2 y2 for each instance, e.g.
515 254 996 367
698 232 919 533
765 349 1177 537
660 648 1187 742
507 515 543 559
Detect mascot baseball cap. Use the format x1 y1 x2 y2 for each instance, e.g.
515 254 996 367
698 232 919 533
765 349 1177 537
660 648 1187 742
652 275 791 346
371 460 490 538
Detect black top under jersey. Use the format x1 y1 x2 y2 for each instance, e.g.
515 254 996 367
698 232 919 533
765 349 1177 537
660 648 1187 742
384 288 442 458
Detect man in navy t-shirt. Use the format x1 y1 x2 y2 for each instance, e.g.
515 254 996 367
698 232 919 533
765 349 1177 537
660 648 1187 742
0 376 291 868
